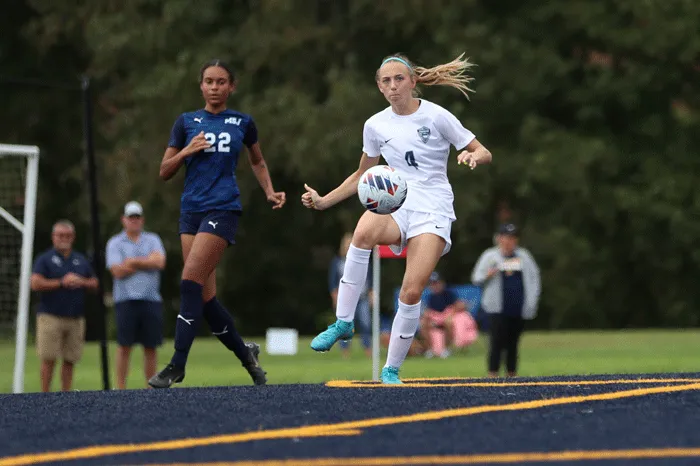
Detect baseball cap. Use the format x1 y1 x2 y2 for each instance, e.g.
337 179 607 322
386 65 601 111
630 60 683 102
124 201 144 217
498 223 518 236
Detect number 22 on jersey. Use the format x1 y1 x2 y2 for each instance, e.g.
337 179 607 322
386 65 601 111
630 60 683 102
203 132 231 153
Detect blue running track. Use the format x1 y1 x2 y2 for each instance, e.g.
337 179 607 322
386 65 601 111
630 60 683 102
2 373 700 465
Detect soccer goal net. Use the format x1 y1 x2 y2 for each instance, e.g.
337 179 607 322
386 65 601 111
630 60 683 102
0 144 39 394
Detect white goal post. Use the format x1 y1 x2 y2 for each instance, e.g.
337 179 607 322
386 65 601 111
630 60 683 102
0 144 40 394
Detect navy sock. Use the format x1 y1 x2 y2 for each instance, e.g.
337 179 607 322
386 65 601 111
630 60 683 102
171 279 204 368
203 297 249 363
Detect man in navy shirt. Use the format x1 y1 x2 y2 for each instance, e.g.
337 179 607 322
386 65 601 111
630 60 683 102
31 220 99 392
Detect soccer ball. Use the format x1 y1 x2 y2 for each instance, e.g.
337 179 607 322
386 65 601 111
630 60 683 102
357 165 408 215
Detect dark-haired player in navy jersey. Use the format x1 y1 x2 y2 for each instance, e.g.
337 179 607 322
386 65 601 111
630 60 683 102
148 59 286 388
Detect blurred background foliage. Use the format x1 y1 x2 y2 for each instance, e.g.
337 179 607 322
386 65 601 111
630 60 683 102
2 0 699 335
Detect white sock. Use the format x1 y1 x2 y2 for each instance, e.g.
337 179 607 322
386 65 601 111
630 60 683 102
385 300 421 369
336 245 372 322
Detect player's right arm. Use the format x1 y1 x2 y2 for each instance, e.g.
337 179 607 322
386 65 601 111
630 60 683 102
302 120 381 210
159 115 212 181
159 132 212 181
302 153 378 210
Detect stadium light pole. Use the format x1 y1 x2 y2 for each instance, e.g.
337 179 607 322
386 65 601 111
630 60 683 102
0 74 111 391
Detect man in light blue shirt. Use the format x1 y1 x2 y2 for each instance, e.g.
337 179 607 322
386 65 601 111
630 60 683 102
106 201 166 389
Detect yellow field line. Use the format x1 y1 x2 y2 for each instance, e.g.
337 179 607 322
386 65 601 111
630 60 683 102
1 381 698 466
145 447 700 465
326 377 700 388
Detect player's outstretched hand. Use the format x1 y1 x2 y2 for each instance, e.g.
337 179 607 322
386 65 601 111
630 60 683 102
183 131 212 156
457 151 478 170
267 191 286 210
301 184 326 210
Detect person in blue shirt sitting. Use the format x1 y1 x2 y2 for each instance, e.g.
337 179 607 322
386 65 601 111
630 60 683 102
420 272 478 358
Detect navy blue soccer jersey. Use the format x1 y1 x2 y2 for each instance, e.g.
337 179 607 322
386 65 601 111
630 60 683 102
32 248 95 318
168 109 258 213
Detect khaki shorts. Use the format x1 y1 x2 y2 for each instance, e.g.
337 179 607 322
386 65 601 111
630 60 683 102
36 313 86 363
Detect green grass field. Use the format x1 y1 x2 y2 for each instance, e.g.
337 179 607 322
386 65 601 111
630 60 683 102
2 329 698 393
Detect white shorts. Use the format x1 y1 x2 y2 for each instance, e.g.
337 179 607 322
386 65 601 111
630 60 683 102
389 209 453 257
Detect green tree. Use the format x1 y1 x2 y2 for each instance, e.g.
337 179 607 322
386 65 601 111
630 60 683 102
11 0 700 334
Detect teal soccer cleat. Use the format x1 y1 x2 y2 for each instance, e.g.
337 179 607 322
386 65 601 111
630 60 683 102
381 366 403 385
310 320 354 352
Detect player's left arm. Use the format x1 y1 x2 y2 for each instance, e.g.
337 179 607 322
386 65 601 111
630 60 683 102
457 138 492 169
435 109 492 169
243 119 285 209
246 142 286 209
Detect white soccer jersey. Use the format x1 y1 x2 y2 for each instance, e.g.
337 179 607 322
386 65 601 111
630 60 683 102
362 99 475 220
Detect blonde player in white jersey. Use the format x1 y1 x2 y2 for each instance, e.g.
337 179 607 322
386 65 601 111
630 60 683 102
301 53 492 384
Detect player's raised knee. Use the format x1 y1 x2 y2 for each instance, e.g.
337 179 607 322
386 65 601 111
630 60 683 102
350 225 379 250
398 286 423 305
353 211 400 250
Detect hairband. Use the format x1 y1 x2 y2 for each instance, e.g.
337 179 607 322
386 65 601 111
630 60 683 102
381 57 411 69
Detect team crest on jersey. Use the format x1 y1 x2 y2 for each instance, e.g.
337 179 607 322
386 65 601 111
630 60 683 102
417 126 431 143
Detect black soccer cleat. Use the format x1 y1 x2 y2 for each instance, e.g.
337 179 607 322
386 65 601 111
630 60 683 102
148 363 185 389
242 342 267 386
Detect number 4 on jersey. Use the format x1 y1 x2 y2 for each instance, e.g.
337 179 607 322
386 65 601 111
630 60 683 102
405 151 419 169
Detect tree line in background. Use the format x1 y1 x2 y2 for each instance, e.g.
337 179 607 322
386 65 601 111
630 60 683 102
2 0 699 336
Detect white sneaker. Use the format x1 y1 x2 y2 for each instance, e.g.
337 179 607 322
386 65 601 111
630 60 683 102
424 350 434 359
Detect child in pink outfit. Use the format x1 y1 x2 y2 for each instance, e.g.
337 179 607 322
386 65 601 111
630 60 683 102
420 272 479 358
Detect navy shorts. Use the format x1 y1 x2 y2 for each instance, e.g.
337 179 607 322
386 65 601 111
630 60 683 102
115 300 163 348
179 210 240 245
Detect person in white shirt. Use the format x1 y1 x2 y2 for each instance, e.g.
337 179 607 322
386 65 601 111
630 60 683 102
301 53 492 384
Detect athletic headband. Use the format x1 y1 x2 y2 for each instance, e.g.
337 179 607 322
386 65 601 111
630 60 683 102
381 57 411 69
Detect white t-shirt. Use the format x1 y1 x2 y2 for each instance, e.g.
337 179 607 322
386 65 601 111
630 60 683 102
362 99 475 220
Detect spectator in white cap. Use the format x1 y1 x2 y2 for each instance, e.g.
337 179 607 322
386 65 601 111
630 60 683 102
106 201 167 389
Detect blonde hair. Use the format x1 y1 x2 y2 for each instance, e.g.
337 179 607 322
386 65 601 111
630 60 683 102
376 53 476 99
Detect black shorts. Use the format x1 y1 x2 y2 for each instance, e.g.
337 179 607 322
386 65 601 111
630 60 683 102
115 300 163 348
179 210 241 245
